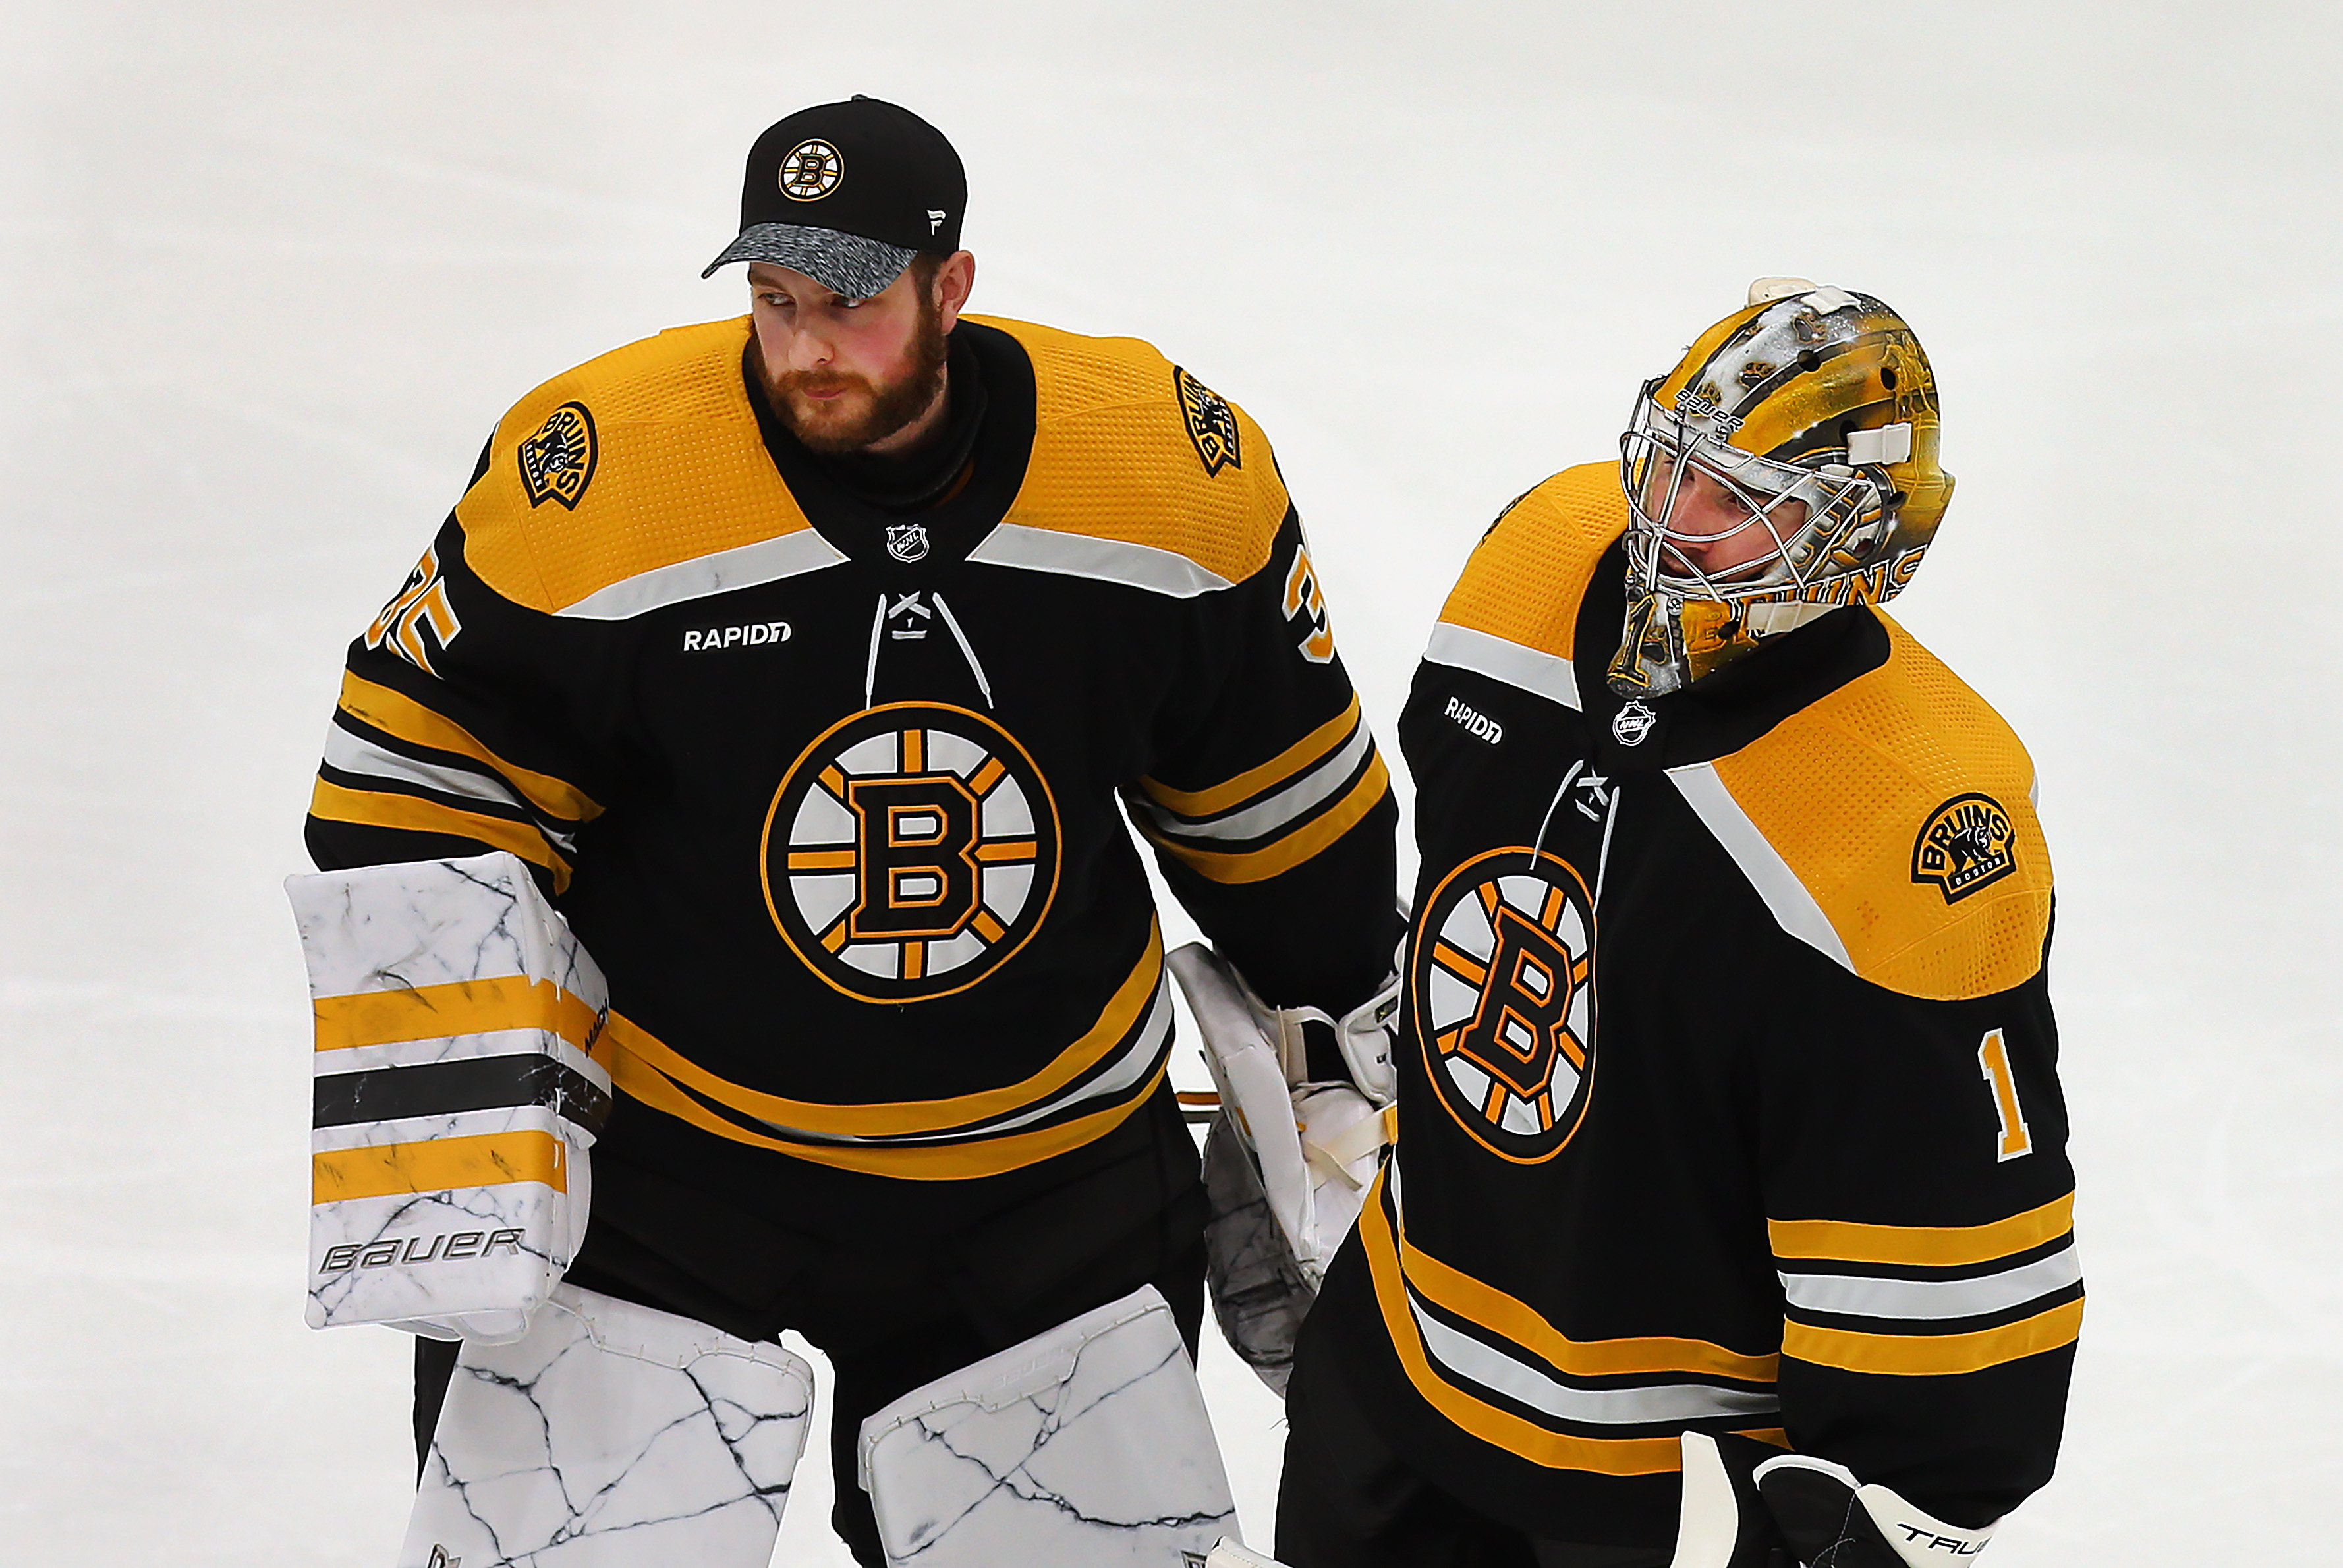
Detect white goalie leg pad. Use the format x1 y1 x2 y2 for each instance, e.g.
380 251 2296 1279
289 851 611 1337
1183 1542 1289 1567
858 1284 1239 1567
400 1284 815 1568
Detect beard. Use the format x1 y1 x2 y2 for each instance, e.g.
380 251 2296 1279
757 296 950 454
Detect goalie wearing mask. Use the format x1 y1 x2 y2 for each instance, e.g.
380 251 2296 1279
1278 282 2079 1568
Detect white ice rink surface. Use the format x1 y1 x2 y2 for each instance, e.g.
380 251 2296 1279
4 3 2338 1562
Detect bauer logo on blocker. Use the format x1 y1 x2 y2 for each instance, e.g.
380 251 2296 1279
762 702 1061 1003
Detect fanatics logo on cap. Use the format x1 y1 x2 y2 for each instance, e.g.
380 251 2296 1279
779 138 845 201
1911 792 2018 903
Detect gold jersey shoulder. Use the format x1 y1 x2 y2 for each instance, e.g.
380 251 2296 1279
972 315 1293 586
1708 615 2053 1001
457 318 809 615
1436 462 1626 660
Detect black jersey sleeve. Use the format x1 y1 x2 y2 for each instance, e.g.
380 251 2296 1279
1122 507 1401 1014
304 508 613 897
1760 955 2079 1528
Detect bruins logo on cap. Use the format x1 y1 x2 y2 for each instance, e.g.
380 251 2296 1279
1911 791 2018 903
517 401 597 510
1173 366 1242 478
762 702 1060 1003
1412 847 1597 1163
779 138 845 201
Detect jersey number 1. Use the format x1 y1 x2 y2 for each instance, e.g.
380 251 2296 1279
1977 1029 2033 1162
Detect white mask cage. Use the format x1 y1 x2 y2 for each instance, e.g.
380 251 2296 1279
1616 378 1889 607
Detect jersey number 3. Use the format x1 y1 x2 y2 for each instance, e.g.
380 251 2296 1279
1977 1028 2033 1162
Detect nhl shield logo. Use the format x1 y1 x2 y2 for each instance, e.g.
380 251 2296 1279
1412 847 1597 1162
885 523 931 563
1911 792 2018 903
517 402 598 510
762 702 1061 1003
1173 366 1242 478
779 138 845 201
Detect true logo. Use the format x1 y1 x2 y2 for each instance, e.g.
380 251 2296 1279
886 522 931 563
779 138 844 201
1173 366 1242 477
1611 699 1658 746
1412 847 1597 1162
517 401 598 510
1911 792 2018 903
761 702 1060 1003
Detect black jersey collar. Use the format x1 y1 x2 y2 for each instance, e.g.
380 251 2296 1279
1574 539 1891 771
742 319 1038 569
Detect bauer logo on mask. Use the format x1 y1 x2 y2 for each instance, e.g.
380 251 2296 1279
762 702 1060 1002
1411 847 1598 1161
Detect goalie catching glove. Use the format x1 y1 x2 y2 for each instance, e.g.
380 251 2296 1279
1166 943 1400 1393
1670 1432 1998 1568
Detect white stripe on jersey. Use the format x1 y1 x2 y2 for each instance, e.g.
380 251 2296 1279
1666 762 1855 972
1423 622 1583 711
559 530 847 620
967 523 1235 598
1780 1245 2083 1323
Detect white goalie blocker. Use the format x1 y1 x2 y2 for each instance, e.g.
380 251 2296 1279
859 1285 1240 1567
287 850 611 1341
403 1284 816 1568
1165 944 1398 1392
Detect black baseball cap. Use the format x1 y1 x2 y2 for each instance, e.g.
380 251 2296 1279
700 97 966 299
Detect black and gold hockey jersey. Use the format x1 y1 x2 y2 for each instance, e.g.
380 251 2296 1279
1303 463 2077 1547
304 314 1397 1332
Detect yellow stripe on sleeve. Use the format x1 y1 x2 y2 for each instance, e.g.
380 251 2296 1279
337 672 603 824
313 1129 567 1202
1143 751 1390 885
1782 1297 2084 1376
312 975 604 1059
1139 694 1361 818
1768 1193 2074 1268
308 777 571 892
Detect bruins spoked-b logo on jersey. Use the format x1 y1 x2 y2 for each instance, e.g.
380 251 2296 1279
1911 792 2018 903
762 703 1061 1002
1413 847 1597 1162
517 401 598 510
1173 366 1242 477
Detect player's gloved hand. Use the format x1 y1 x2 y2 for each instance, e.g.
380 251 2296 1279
1670 1432 1998 1568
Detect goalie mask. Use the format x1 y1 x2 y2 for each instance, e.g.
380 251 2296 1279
1607 279 1953 697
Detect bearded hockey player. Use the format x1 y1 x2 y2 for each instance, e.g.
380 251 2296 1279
1278 281 2079 1567
293 96 1398 1568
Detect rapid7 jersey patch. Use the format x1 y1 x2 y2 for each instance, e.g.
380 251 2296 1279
761 703 1059 1003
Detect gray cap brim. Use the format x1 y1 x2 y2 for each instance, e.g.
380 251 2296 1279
700 223 918 300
